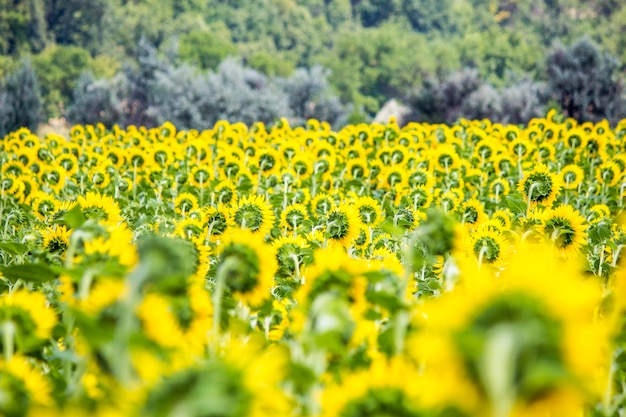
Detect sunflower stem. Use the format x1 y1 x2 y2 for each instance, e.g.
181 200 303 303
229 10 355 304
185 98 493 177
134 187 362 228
2 320 15 361
526 182 537 217
212 257 236 355
603 348 618 414
598 245 606 277
477 244 488 270
289 254 301 283
611 245 623 267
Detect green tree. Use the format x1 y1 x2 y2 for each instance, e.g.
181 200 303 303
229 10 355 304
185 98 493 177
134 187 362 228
318 23 433 117
178 29 237 70
0 0 47 55
0 59 42 136
32 44 93 117
44 0 107 54
546 36 626 124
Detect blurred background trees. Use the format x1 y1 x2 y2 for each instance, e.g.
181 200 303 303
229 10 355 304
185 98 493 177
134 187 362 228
1 0 626 132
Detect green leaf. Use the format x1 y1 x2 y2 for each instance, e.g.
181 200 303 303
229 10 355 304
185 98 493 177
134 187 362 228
505 195 527 215
0 242 29 256
53 204 86 229
0 263 59 283
588 223 612 243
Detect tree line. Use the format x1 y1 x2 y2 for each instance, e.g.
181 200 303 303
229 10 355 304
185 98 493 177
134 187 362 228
1 0 626 135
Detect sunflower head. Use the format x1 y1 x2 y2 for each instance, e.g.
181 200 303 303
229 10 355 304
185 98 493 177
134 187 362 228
518 164 562 209
216 230 277 307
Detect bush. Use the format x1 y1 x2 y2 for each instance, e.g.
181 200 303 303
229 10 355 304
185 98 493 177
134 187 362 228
546 36 626 125
0 59 42 136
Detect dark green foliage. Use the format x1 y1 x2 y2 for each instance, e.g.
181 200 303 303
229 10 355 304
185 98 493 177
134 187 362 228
32 44 93 117
409 68 482 124
278 65 349 128
0 0 47 55
546 37 626 125
407 69 548 125
66 71 125 127
178 29 237 70
44 0 107 54
3 0 626 128
0 59 42 136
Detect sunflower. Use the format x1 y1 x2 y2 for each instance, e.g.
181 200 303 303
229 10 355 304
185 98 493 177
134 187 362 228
150 143 174 167
353 196 383 227
212 180 238 207
174 218 205 242
255 147 281 178
345 158 369 181
298 244 368 313
203 205 232 240
437 189 463 213
232 194 275 237
310 192 335 220
493 154 515 176
488 178 510 203
410 242 608 416
430 144 460 173
322 202 361 247
0 356 53 415
279 203 308 233
0 290 58 354
559 164 585 190
457 198 486 226
469 225 508 268
406 166 435 189
491 208 513 230
290 154 313 180
143 336 290 417
215 229 277 307
57 153 80 176
173 192 199 216
77 192 123 226
272 234 310 289
595 161 620 187
509 137 534 160
587 204 611 224
41 225 71 254
402 185 433 211
517 163 562 209
189 165 212 189
540 205 587 257
320 357 455 417
30 191 60 223
88 165 111 189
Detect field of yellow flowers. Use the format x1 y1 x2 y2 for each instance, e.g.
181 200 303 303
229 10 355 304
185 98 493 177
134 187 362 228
1 111 626 416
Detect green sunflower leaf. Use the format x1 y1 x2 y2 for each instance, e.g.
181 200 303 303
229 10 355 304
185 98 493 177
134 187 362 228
0 242 29 256
0 263 59 283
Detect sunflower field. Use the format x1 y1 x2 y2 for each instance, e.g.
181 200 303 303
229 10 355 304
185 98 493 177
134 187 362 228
1 111 626 416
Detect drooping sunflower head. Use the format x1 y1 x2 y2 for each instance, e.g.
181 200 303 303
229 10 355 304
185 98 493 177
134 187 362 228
203 205 231 239
232 194 276 237
517 163 562 209
76 192 123 226
353 196 383 227
540 205 587 257
0 290 58 353
457 198 485 226
469 225 508 268
173 192 199 216
0 356 53 415
412 242 607 416
323 203 361 248
215 229 277 308
41 225 71 255
319 357 453 417
595 161 620 187
280 203 309 233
